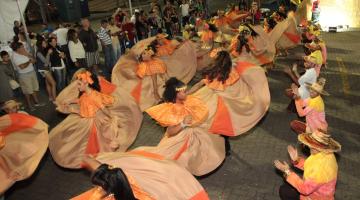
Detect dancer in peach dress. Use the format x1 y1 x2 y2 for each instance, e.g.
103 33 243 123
49 71 142 169
112 36 197 111
71 153 210 200
189 50 270 154
0 111 48 194
132 78 225 176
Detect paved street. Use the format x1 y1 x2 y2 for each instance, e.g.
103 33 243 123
4 31 360 200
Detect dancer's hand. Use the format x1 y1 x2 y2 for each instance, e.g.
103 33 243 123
274 160 290 172
287 145 299 162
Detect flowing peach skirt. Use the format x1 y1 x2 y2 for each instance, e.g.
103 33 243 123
133 126 225 176
0 114 48 194
276 15 301 50
50 85 143 169
77 152 210 199
112 40 197 111
194 65 270 136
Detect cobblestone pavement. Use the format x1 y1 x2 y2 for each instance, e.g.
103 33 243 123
5 31 360 200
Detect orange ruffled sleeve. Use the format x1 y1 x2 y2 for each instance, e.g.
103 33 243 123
146 96 208 127
200 31 215 43
156 39 177 57
79 90 114 118
136 58 167 78
203 68 240 91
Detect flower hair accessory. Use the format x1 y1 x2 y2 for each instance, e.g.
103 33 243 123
175 85 187 92
77 71 94 84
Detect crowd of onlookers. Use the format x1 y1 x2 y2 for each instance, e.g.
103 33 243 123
0 0 269 112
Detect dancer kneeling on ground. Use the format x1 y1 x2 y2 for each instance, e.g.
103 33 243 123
274 129 341 200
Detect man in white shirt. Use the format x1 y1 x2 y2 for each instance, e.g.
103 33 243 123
284 56 317 112
131 9 140 24
11 42 45 111
180 0 190 27
52 24 69 49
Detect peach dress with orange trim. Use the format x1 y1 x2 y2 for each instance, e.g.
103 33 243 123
0 113 48 193
193 62 270 137
275 15 301 50
231 24 291 65
50 86 143 169
72 152 210 200
112 37 197 111
133 96 225 176
213 17 236 35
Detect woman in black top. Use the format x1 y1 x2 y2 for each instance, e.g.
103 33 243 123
135 12 148 40
36 39 57 102
48 37 67 92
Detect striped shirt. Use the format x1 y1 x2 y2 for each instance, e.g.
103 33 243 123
97 27 112 45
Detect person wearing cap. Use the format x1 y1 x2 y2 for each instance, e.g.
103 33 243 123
284 55 317 113
304 49 323 76
274 129 340 200
284 55 317 100
305 37 327 68
291 77 329 134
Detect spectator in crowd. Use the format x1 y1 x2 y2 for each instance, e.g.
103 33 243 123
79 18 99 68
238 0 248 10
135 12 148 40
153 8 163 29
51 23 70 53
48 37 67 91
248 1 261 25
0 51 16 104
150 1 162 15
108 17 122 60
180 0 190 27
13 20 22 36
163 2 174 37
131 9 140 24
121 15 136 50
35 39 57 102
67 29 86 77
41 23 54 35
148 10 160 36
11 42 45 110
113 8 126 27
16 32 32 54
188 9 197 26
98 19 116 76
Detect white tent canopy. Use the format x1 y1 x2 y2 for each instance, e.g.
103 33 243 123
0 0 29 43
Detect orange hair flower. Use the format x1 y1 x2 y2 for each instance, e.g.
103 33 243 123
77 71 94 84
